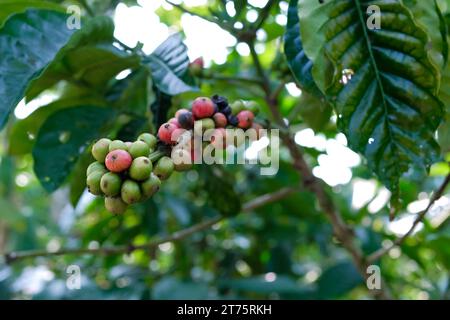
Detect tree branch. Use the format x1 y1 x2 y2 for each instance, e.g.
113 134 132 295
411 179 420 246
246 35 391 299
3 188 297 264
367 171 450 263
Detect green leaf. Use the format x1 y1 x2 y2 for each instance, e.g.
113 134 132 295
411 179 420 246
32 106 114 192
291 91 332 132
403 0 448 68
151 87 172 128
25 16 138 101
106 68 154 116
284 0 322 97
147 33 198 95
316 261 363 299
0 9 76 129
299 0 444 200
8 96 106 156
0 0 63 27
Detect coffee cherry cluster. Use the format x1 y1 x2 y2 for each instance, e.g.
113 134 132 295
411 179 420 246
87 95 263 214
86 133 175 214
158 95 262 147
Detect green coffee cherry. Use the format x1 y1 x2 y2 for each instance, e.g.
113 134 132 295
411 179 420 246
105 196 128 214
230 100 245 115
109 140 128 152
86 161 107 176
245 101 259 115
121 180 142 204
138 133 157 149
153 156 175 180
92 138 111 163
100 172 122 196
171 149 193 172
129 141 150 159
86 171 104 195
194 118 215 136
129 157 153 181
141 173 161 198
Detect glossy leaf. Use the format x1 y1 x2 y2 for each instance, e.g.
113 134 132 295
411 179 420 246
0 0 63 27
147 33 197 95
284 0 322 97
33 106 114 192
8 96 106 156
26 16 138 101
0 10 75 129
298 0 444 200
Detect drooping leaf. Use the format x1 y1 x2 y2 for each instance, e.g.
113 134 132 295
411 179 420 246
298 0 444 202
8 96 106 156
284 0 322 97
147 33 197 95
0 10 75 129
0 0 63 27
106 68 154 116
33 106 114 192
25 16 139 101
316 261 363 299
151 87 172 128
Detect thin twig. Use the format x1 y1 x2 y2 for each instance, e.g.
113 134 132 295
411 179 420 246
77 0 95 17
3 188 297 263
367 171 450 263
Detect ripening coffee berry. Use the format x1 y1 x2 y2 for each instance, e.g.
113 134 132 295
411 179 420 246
153 156 175 180
141 173 161 198
87 171 104 195
158 122 178 145
192 97 215 119
211 95 229 110
175 108 190 118
105 149 133 173
230 100 245 115
171 148 193 171
246 101 260 115
227 115 239 127
237 110 254 129
194 118 215 136
121 180 141 204
251 122 264 139
213 113 227 128
168 117 181 128
129 157 153 181
222 106 232 116
138 133 157 149
129 141 150 158
178 111 195 129
109 140 128 152
105 196 128 214
211 128 227 149
189 57 204 76
92 138 111 163
100 172 122 197
86 162 107 176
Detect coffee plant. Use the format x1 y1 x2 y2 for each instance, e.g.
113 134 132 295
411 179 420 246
0 0 449 300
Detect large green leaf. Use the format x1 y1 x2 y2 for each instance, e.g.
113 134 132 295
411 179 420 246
284 0 322 97
147 33 197 95
8 96 106 156
316 261 363 299
0 10 75 129
33 106 114 192
25 16 139 101
0 0 63 27
299 0 444 201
